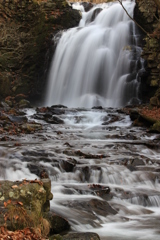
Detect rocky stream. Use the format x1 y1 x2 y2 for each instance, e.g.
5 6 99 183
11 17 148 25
0 104 160 239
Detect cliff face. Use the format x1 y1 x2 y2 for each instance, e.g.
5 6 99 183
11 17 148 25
134 0 160 106
0 0 80 101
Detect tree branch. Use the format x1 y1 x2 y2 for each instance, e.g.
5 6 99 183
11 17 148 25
117 0 150 38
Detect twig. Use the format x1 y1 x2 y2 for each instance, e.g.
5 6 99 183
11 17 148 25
117 0 151 38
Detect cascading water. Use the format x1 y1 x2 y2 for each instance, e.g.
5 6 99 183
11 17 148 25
45 0 143 108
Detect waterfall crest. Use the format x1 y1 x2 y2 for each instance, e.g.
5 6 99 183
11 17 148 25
45 0 142 108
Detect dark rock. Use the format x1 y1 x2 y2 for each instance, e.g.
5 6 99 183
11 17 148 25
50 108 65 115
81 2 93 12
74 150 106 159
59 159 76 172
69 198 117 217
134 0 160 106
92 106 103 109
51 105 68 108
131 159 145 167
63 232 100 240
126 164 137 172
44 112 54 118
88 199 117 216
91 8 102 22
27 163 49 178
44 212 70 234
102 115 119 125
7 115 27 123
89 184 110 195
129 109 140 121
46 116 64 124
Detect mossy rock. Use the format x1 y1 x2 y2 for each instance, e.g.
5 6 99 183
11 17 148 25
0 179 53 231
0 73 12 98
151 121 160 132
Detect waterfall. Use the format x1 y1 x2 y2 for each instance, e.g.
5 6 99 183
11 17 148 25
45 0 142 108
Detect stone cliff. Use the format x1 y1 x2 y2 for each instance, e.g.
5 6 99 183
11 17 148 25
134 0 160 106
0 0 80 102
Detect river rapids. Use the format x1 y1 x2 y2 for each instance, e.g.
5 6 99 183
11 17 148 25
0 107 160 240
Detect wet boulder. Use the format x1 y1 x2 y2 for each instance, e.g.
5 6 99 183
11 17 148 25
27 163 49 178
81 2 93 12
91 8 102 22
44 212 70 234
50 232 100 240
46 116 64 124
92 106 103 109
59 159 76 172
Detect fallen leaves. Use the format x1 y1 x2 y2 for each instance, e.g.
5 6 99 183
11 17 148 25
4 199 11 207
140 106 160 121
0 226 47 240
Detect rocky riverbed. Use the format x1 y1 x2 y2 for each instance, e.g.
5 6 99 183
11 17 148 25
0 102 160 239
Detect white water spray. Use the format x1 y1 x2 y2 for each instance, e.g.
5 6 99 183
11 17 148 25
45 0 142 108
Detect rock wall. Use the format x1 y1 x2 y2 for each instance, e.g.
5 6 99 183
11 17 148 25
134 0 160 106
0 0 81 102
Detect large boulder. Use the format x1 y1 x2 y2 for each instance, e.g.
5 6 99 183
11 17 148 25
0 178 53 231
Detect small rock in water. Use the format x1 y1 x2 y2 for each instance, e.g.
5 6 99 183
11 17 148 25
46 116 64 124
59 159 76 172
81 2 93 12
92 106 103 109
51 104 67 108
91 8 102 22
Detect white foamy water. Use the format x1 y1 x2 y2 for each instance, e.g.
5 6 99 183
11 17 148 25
45 0 142 108
0 108 160 240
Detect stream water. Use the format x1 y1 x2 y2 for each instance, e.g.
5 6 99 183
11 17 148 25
0 107 160 240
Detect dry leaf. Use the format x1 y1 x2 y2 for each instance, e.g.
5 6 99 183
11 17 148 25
17 201 23 206
11 185 18 189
